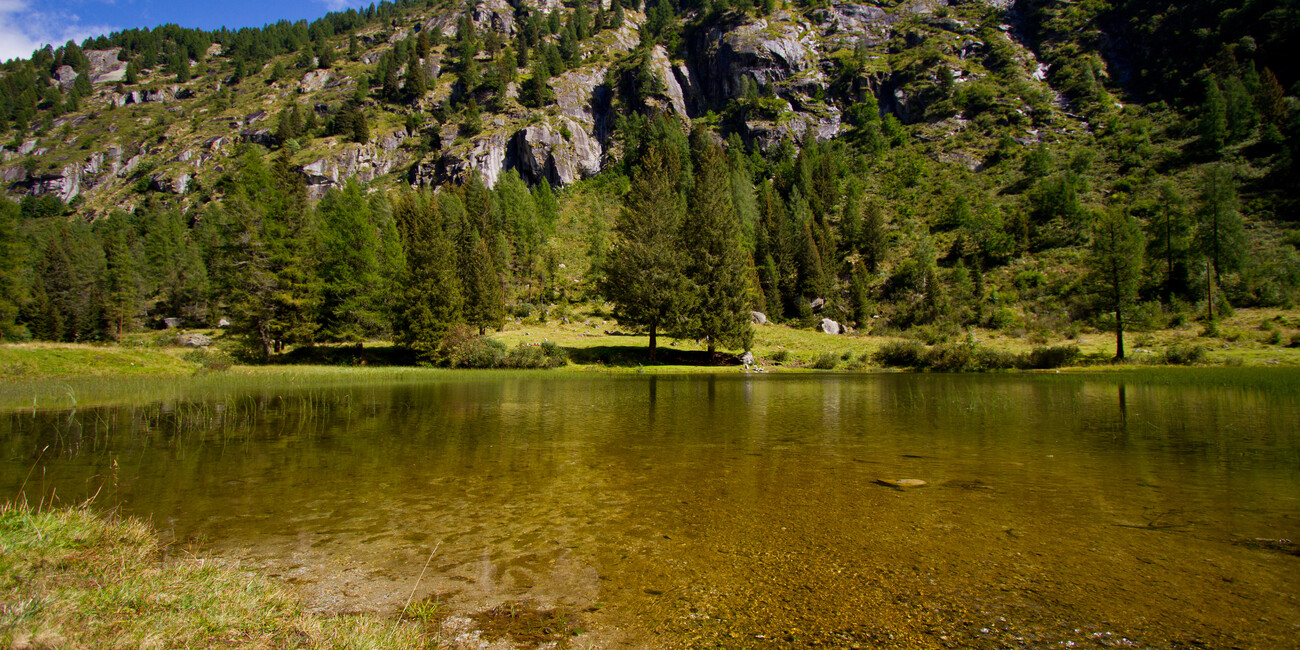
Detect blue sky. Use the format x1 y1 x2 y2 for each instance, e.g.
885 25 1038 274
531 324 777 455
0 0 367 62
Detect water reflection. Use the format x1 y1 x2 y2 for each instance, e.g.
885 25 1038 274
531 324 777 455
2 374 1298 647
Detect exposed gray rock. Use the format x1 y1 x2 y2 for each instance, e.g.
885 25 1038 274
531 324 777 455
426 0 515 38
751 311 768 325
54 65 79 90
303 136 412 197
740 351 755 365
812 2 896 49
0 167 27 183
87 49 127 84
692 13 821 103
819 318 842 335
442 132 509 188
651 46 689 119
178 332 213 347
507 118 602 187
239 129 276 147
300 69 334 92
19 139 36 156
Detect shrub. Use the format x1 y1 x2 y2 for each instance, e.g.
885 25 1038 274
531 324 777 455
447 336 508 368
873 340 927 368
503 342 568 369
812 353 839 370
770 349 790 363
988 307 1019 331
1020 345 1080 369
183 348 233 372
1161 344 1207 365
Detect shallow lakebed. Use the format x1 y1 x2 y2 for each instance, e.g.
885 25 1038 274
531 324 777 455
3 371 1298 647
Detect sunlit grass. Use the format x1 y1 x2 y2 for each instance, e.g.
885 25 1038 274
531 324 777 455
0 502 431 649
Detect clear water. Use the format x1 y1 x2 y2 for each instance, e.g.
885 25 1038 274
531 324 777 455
3 373 1298 647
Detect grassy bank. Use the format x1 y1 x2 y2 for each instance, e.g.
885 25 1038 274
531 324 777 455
3 307 1299 384
0 503 429 649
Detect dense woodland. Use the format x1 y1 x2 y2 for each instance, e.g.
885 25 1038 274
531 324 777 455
1 0 1299 364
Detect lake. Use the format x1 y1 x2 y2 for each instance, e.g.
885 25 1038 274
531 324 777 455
3 371 1298 647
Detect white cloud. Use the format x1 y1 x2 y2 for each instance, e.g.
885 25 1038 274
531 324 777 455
0 0 118 63
315 0 363 12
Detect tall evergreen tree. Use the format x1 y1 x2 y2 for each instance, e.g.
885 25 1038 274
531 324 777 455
393 192 463 360
600 141 692 359
460 228 504 335
1145 180 1192 304
0 200 24 340
1087 207 1145 361
103 219 139 340
316 180 383 343
1199 75 1227 155
1194 163 1246 319
406 47 427 101
683 128 752 353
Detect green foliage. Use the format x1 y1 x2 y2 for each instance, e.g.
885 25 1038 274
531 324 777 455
1087 207 1145 360
600 139 692 359
682 127 754 353
315 181 384 343
0 200 24 340
393 191 462 360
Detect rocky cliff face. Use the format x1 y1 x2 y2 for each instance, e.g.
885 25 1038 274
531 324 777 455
1 1 1055 210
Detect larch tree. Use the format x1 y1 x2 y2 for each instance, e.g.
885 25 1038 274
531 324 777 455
1194 163 1246 320
1087 207 1145 361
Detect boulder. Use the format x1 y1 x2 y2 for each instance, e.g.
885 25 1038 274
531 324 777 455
178 332 213 348
740 351 755 366
239 129 276 147
751 311 768 325
87 49 127 84
300 69 334 92
875 478 928 489
819 318 842 335
54 65 79 90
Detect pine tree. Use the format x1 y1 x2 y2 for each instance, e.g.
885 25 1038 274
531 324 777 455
316 180 383 343
600 141 692 360
460 227 504 335
1199 75 1227 155
0 200 23 340
406 47 427 101
1087 207 1144 360
212 153 318 358
393 192 463 360
103 219 139 340
683 128 752 353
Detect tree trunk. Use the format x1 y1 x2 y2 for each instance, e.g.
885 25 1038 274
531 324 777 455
1115 305 1125 361
648 319 658 361
1206 259 1214 321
